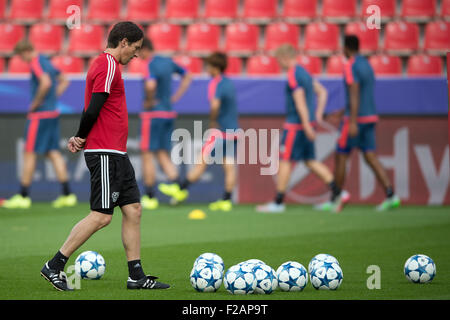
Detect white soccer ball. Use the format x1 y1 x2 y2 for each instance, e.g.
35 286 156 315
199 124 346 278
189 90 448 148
190 262 223 292
74 251 106 280
224 264 257 295
310 261 343 290
404 254 436 284
253 264 278 294
308 253 340 274
276 261 308 292
194 252 224 273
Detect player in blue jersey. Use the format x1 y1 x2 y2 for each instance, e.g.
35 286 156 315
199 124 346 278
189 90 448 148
159 52 240 211
138 38 192 210
328 35 400 212
257 44 345 213
2 41 76 209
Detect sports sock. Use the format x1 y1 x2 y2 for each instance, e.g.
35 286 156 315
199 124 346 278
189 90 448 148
275 192 284 205
48 251 69 272
128 260 146 280
329 181 341 202
145 185 155 198
385 186 394 198
20 185 29 198
61 182 71 196
223 192 232 201
179 179 191 190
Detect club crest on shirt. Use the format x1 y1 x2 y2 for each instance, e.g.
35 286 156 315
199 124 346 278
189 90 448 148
112 192 120 203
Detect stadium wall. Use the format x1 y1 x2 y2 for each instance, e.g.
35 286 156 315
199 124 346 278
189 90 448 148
0 78 448 205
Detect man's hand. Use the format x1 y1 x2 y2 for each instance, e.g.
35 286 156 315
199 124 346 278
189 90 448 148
67 136 86 153
348 121 358 138
304 125 316 141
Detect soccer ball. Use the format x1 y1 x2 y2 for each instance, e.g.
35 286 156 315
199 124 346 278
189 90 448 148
276 261 308 292
74 251 106 280
310 261 343 290
253 264 278 294
404 254 436 284
308 253 339 274
190 262 223 292
194 253 224 273
224 264 257 295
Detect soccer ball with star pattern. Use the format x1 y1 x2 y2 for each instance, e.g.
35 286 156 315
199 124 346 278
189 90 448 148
190 262 223 292
276 261 308 292
223 264 257 295
310 260 343 290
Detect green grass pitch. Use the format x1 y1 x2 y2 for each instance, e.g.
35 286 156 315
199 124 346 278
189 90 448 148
0 203 449 300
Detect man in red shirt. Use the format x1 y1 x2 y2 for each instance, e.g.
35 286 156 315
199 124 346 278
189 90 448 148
40 22 169 291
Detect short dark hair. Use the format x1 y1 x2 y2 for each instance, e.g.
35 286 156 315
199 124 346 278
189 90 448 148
107 21 144 48
206 52 227 73
344 35 359 52
141 37 154 51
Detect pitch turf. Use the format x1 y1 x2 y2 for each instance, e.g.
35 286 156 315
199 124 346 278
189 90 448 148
0 203 449 300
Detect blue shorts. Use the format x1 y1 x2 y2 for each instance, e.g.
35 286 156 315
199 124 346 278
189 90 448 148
337 122 377 154
280 127 315 161
140 112 176 152
24 115 60 154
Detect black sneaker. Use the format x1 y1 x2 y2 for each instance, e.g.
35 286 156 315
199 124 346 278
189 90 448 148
40 262 73 291
127 275 170 290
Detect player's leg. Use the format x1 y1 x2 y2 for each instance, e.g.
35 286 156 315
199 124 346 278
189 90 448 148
156 150 178 181
141 150 159 210
47 150 77 208
41 210 112 291
209 156 236 212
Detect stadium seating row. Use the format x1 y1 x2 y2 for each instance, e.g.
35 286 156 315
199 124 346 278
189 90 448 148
0 20 449 57
1 0 450 24
1 53 445 76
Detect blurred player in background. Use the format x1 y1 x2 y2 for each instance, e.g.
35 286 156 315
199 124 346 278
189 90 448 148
159 52 239 212
138 38 192 210
2 41 76 209
40 22 169 291
328 35 400 212
257 44 345 213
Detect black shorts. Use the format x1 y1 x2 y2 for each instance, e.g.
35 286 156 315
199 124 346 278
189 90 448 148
85 152 140 214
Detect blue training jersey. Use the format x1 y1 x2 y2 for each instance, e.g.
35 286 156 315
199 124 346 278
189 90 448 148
30 54 61 112
208 75 239 132
285 64 316 124
343 55 377 119
145 55 186 111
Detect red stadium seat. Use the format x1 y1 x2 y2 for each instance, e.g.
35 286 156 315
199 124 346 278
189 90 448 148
185 23 221 55
401 0 436 22
68 24 104 56
325 55 345 75
29 23 63 55
0 0 6 19
264 22 300 52
296 55 322 75
225 56 243 75
8 55 30 73
225 23 260 56
173 55 203 74
51 55 84 74
384 21 419 55
126 0 159 22
87 0 121 23
322 0 356 22
407 54 443 76
361 0 396 21
304 22 339 55
345 21 379 54
9 0 44 21
424 21 450 54
243 0 277 23
48 0 83 22
369 55 402 76
0 23 25 55
0 57 4 72
282 0 317 23
127 57 149 76
246 55 280 75
165 0 199 23
204 0 238 22
146 23 181 53
442 0 450 20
